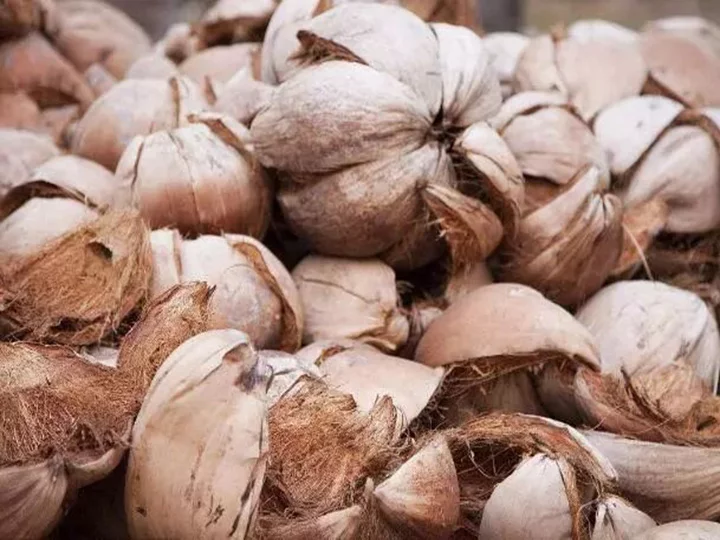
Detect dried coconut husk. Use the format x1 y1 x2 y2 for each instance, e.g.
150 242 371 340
415 284 600 424
292 255 409 352
213 67 274 125
45 0 150 79
180 42 260 85
71 76 207 171
116 112 270 238
584 430 720 522
195 0 276 47
258 435 460 539
261 349 321 406
0 91 42 131
0 341 135 539
403 0 478 29
124 53 179 80
0 210 151 345
482 32 530 99
126 329 269 539
84 63 117 97
446 413 616 536
41 103 80 146
567 19 638 43
576 280 720 390
591 495 656 540
643 17 720 59
640 31 720 108
154 22 201 64
633 521 720 539
0 0 42 37
514 30 647 121
149 229 302 351
0 155 117 257
296 339 444 425
0 32 94 108
0 127 58 196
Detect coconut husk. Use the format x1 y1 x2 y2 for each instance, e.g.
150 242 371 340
45 0 151 79
40 103 80 147
644 17 720 58
0 91 41 131
180 42 259 85
195 0 276 46
84 63 117 97
0 32 94 108
0 210 152 345
213 67 274 125
567 19 638 43
633 521 720 539
0 0 42 37
0 128 59 196
482 32 530 99
446 413 616 536
591 495 656 540
125 54 179 80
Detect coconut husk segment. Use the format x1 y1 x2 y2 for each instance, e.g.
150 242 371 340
446 413 616 536
262 378 404 519
0 210 151 346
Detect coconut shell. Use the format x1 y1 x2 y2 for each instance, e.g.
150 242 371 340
126 329 269 539
0 32 94 108
196 0 276 46
71 76 207 171
180 43 260 86
0 128 59 196
640 32 720 108
297 339 443 424
46 0 150 79
576 280 720 390
591 495 656 540
0 209 152 345
0 91 41 131
0 342 134 539
292 255 409 352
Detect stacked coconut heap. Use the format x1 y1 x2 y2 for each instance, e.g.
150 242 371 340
1 0 720 538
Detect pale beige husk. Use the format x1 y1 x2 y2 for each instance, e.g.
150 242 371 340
0 210 152 345
126 329 269 539
292 255 409 352
180 42 260 86
45 0 151 79
40 103 80 146
195 0 276 46
482 32 530 98
0 342 134 539
576 280 720 390
0 0 47 38
0 128 59 196
446 413 616 537
0 91 42 131
124 54 179 80
149 229 302 351
643 16 720 58
212 67 274 125
415 283 600 423
71 76 207 170
584 431 720 522
567 19 638 43
514 32 647 121
116 112 270 238
591 495 656 540
297 339 444 425
0 32 94 109
632 520 720 539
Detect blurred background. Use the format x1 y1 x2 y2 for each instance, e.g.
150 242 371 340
93 0 720 40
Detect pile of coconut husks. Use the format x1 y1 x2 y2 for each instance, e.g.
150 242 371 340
1 0 720 538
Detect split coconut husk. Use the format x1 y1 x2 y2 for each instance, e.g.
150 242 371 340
415 283 600 424
258 434 460 539
212 67 274 125
446 413 616 537
116 112 271 238
0 154 117 257
296 339 444 425
291 255 409 352
514 29 647 121
632 520 720 539
194 0 276 47
591 495 656 540
0 91 42 131
45 0 151 79
71 75 207 170
180 42 261 85
149 229 302 351
126 329 269 539
252 4 522 272
0 127 59 196
0 32 94 108
482 32 530 98
0 341 134 539
0 209 151 345
576 280 720 391
584 430 720 522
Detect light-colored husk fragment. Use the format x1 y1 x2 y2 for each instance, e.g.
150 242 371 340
292 255 409 352
180 42 260 86
124 53 179 80
0 91 42 131
40 103 80 146
71 76 207 170
261 349 321 406
632 520 720 539
195 0 276 46
116 112 270 237
0 209 152 345
212 67 274 125
149 229 302 351
567 19 638 43
0 342 134 539
591 495 656 540
0 127 59 196
297 339 444 425
46 0 151 79
576 280 720 391
415 284 600 423
446 413 616 537
640 31 720 108
84 63 117 97
126 329 269 539
584 430 720 522
643 16 720 58
0 32 94 108
482 32 530 98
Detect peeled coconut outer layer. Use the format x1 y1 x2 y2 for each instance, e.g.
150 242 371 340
591 495 656 540
126 329 268 540
0 128 59 196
